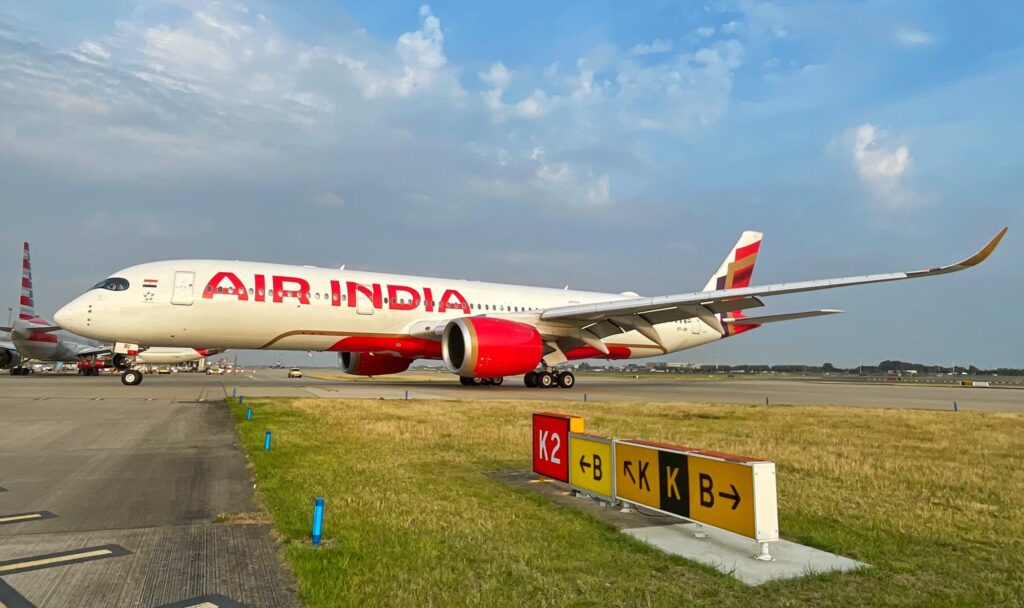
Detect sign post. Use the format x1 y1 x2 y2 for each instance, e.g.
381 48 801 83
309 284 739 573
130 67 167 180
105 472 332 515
532 412 585 483
614 440 778 546
568 433 615 502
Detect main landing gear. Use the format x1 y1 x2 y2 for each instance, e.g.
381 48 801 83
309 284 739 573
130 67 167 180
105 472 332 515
9 367 31 375
459 376 504 386
121 370 143 386
524 370 575 389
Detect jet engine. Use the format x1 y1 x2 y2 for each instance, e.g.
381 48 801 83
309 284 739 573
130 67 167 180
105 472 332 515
0 349 21 370
338 352 414 376
442 317 543 378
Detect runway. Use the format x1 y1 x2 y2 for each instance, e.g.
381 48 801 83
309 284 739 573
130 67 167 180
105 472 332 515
226 368 1022 412
0 375 295 607
4 368 1019 412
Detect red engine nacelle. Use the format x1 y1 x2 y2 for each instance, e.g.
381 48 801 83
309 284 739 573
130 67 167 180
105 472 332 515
442 317 543 378
338 352 414 376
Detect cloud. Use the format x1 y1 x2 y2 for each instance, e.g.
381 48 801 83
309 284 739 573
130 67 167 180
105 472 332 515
628 39 673 57
313 192 345 207
895 27 935 47
0 2 748 217
846 123 918 211
480 38 745 133
479 62 511 88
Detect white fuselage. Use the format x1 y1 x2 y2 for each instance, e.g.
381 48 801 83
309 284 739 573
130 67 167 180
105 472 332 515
55 260 722 360
135 347 218 365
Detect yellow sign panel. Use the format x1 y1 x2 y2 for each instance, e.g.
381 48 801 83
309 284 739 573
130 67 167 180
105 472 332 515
568 435 614 500
613 442 660 508
686 456 757 539
613 440 776 541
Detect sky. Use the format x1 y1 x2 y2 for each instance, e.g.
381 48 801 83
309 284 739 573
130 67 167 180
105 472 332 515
0 0 1021 369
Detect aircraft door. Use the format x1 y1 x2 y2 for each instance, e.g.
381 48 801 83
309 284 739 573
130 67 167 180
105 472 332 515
171 271 195 306
356 289 374 315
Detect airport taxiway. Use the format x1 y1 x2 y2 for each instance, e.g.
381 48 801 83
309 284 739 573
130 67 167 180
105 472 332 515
215 368 1019 412
0 376 295 607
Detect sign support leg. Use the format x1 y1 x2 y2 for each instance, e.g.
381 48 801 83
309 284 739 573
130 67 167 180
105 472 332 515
619 500 632 513
754 542 775 562
692 523 709 539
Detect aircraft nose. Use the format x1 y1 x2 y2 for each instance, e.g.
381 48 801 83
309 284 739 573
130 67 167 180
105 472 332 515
54 300 81 332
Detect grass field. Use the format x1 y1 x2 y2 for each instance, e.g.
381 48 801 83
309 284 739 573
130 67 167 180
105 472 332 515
228 397 1024 607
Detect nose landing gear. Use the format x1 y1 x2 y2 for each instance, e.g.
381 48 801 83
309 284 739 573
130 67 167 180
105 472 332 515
121 369 143 386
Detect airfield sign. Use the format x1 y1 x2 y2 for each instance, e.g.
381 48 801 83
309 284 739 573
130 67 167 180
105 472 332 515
614 440 778 542
568 433 614 501
532 412 585 483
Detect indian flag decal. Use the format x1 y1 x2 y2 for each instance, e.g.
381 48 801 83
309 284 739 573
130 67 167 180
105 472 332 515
143 279 159 289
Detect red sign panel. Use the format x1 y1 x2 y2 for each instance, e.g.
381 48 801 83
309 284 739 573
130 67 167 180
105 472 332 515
532 412 585 482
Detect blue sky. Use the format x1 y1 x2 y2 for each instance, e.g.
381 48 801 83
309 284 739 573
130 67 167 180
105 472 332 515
0 1 1020 368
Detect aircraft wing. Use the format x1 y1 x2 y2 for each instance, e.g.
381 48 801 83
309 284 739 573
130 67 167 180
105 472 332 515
541 228 1007 332
73 345 111 358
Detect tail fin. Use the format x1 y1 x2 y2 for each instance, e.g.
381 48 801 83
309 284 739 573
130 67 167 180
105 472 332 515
703 230 763 292
20 242 34 321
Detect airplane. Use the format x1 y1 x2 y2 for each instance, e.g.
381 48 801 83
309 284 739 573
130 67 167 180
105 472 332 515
53 228 1007 386
2 242 223 375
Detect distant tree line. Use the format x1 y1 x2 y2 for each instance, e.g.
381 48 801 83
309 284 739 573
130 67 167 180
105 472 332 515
597 360 1024 376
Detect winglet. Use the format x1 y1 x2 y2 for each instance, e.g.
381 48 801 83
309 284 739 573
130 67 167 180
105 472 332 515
958 226 1007 268
913 227 1008 276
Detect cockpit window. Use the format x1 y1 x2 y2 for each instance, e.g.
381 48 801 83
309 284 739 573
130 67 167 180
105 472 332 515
92 277 130 291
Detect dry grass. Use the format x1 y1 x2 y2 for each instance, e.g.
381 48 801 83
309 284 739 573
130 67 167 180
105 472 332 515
229 397 1024 607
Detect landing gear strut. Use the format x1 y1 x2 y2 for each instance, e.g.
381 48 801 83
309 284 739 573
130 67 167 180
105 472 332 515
524 370 574 389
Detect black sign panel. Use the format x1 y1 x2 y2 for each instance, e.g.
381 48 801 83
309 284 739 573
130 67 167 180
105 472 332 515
657 450 689 517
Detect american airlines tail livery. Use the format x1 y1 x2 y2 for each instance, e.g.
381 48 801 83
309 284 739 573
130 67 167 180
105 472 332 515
2 242 222 375
54 228 1007 386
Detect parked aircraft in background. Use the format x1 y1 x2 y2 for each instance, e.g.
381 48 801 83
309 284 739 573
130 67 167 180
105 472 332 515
54 228 1007 386
2 242 223 375
2 242 108 374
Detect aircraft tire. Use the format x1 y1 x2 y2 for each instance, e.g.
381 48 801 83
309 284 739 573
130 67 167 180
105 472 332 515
524 372 537 387
557 371 575 389
121 370 142 386
536 371 554 388
459 376 474 386
491 377 504 386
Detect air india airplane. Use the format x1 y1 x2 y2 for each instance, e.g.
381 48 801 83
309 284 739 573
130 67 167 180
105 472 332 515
2 242 223 375
54 228 1007 386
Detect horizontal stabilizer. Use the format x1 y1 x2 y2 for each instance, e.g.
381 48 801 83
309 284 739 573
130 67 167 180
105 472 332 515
724 309 843 326
25 324 62 333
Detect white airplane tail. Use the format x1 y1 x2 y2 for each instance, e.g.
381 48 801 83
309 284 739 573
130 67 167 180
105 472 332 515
20 242 35 321
703 230 763 292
